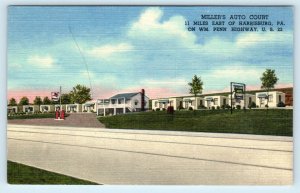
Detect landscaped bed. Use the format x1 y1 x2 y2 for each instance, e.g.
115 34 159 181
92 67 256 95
7 113 69 120
7 161 98 184
98 109 293 136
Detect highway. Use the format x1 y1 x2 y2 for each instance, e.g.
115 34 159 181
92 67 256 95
7 124 293 185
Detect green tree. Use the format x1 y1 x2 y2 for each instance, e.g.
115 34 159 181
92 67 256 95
19 96 29 105
260 69 279 108
42 96 52 105
188 75 204 110
33 96 43 106
8 98 17 106
69 84 92 104
61 93 72 104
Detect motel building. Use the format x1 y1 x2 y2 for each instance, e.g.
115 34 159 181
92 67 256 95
40 105 55 113
256 91 285 108
151 97 183 111
97 90 149 116
66 104 82 113
82 101 97 113
204 95 229 109
182 96 204 110
22 105 39 113
228 94 255 108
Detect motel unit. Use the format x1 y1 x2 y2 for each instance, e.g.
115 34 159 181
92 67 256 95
40 105 55 113
82 101 97 113
256 91 285 108
151 97 183 111
66 104 82 113
22 105 39 113
182 96 204 110
7 106 19 114
97 90 149 116
228 94 255 108
204 95 229 109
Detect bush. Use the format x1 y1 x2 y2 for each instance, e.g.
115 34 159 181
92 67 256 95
211 106 215 110
265 104 269 108
83 110 87 112
177 105 184 111
277 101 286 107
198 105 206 109
221 105 225 109
216 106 220 110
236 105 241 110
225 104 231 109
248 102 256 109
156 108 160 111
188 107 193 111
162 108 166 111
167 106 174 114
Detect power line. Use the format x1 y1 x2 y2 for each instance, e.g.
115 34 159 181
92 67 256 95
68 25 93 98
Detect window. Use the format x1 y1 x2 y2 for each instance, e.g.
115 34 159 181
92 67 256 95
214 98 218 105
223 98 226 105
155 101 158 107
134 100 139 105
268 94 273 102
200 100 203 106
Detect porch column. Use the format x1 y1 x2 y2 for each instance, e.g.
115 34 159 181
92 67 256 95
104 107 106 116
114 108 116 115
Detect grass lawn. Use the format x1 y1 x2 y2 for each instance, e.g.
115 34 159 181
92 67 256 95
7 161 98 184
98 109 293 136
7 113 68 120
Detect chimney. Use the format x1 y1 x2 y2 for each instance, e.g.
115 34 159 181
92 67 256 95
141 89 145 111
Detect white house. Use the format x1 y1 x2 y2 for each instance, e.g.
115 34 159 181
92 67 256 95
22 105 39 113
204 95 228 109
182 96 204 110
66 104 82 113
228 94 255 109
256 91 285 108
97 90 149 116
40 105 55 113
82 101 96 113
152 97 183 111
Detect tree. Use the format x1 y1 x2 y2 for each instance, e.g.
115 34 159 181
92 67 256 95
33 96 43 106
69 84 92 104
19 96 29 105
42 96 52 105
188 75 204 110
8 98 17 106
61 93 72 104
260 69 279 109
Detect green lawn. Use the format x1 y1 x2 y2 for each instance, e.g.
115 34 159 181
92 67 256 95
7 161 98 184
98 109 293 136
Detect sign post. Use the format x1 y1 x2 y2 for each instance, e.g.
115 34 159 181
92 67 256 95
230 82 246 114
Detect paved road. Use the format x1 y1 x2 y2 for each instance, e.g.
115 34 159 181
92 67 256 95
7 124 293 185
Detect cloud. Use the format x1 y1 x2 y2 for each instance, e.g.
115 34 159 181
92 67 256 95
128 7 197 47
87 43 133 59
27 55 55 68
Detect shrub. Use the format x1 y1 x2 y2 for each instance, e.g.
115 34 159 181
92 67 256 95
217 106 220 110
188 107 193 111
162 108 166 111
256 105 259 108
156 108 160 111
177 105 184 111
211 106 215 110
225 104 231 109
248 102 256 109
221 104 225 109
236 105 241 110
277 101 286 107
265 104 269 108
83 110 87 112
198 105 206 109
167 106 174 114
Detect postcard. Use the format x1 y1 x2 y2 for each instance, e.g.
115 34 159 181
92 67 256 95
7 5 293 185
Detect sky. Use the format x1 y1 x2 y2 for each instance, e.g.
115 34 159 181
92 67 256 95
7 6 293 102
